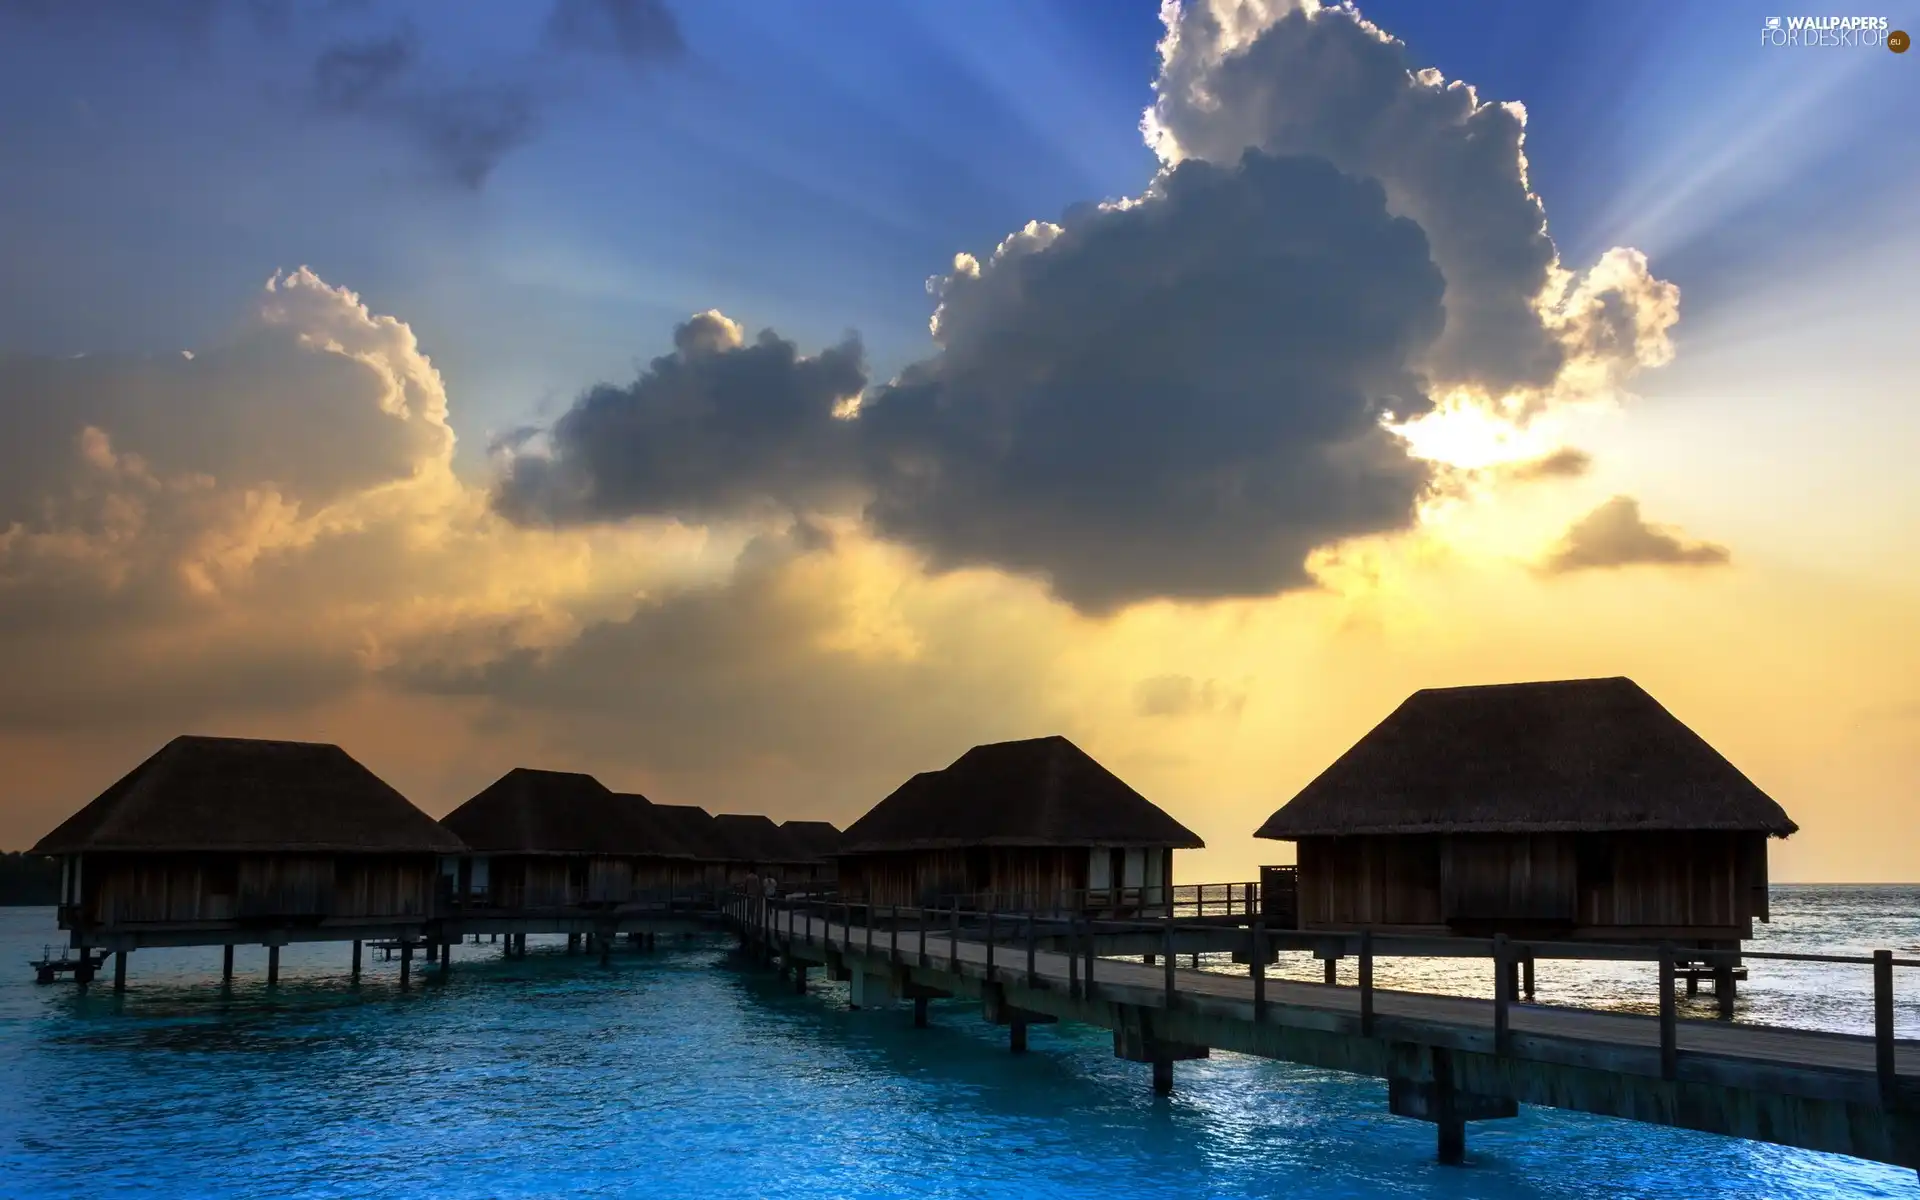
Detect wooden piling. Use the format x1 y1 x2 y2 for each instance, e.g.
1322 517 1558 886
399 942 412 989
1251 921 1267 1022
440 939 453 978
913 994 928 1028
567 933 579 955
1323 956 1336 985
267 945 280 988
1875 949 1896 1105
1493 933 1511 1055
350 939 361 983
1523 953 1535 1000
113 950 128 993
223 944 235 984
793 964 807 995
1010 1019 1028 1054
1151 1057 1174 1095
1658 942 1678 1080
1359 929 1374 1036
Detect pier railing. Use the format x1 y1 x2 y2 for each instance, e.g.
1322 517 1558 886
726 891 1920 1106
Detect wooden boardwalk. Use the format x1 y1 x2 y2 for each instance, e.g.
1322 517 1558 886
732 901 1920 1176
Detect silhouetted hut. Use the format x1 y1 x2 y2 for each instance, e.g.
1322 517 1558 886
708 814 832 889
441 769 692 910
33 735 463 950
649 803 736 894
836 735 1204 912
1254 677 1797 948
779 820 842 886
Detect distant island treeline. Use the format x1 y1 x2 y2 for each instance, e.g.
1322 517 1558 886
0 853 59 905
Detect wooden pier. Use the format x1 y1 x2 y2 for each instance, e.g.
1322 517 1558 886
726 895 1920 1176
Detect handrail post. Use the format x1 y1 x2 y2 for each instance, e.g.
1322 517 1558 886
1026 908 1037 989
1359 927 1375 1036
1658 941 1678 1081
1876 948 1896 1106
1252 918 1268 1022
1492 933 1510 1054
1163 909 1177 1008
1085 917 1097 998
1068 916 1081 999
986 908 996 981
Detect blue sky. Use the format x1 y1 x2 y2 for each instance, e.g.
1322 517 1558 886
3 0 1910 466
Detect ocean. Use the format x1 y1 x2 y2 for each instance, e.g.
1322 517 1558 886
1 886 1916 1199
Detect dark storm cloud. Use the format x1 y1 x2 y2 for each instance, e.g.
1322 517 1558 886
494 313 870 524
311 30 415 112
305 27 538 190
1542 496 1731 574
544 0 685 67
495 150 1447 613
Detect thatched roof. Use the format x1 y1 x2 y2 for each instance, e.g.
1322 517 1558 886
712 814 816 865
1255 677 1799 839
839 735 1204 854
441 770 690 857
779 819 842 861
650 803 735 861
32 735 464 855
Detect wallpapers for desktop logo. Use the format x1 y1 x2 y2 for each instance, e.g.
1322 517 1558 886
1759 14 1903 48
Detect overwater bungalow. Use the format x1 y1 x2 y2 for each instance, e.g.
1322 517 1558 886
648 803 740 893
711 814 834 889
440 769 695 913
31 734 464 985
834 735 1204 913
779 820 842 887
1254 677 1797 961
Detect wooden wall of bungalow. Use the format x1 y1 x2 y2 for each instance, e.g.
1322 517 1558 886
839 845 1173 912
61 852 442 929
472 854 716 910
1293 830 1769 942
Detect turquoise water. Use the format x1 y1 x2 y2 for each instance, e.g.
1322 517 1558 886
2 889 1917 1199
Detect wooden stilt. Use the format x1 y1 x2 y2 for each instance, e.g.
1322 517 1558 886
1151 1057 1174 1095
399 943 413 989
266 945 280 988
1010 1020 1028 1053
913 995 929 1028
439 939 452 978
567 933 580 955
1323 957 1337 985
113 950 128 992
1715 965 1736 1019
1523 954 1535 1000
222 944 235 984
1687 974 1699 997
793 964 807 994
1437 1119 1466 1165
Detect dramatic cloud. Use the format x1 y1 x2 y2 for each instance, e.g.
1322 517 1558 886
1145 0 1678 406
1541 496 1731 574
494 311 869 525
498 150 1449 612
305 27 539 190
545 0 686 67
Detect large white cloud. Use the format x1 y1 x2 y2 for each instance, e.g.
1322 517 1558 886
1145 0 1679 407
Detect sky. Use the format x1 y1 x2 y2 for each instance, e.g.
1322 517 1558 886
0 0 1915 882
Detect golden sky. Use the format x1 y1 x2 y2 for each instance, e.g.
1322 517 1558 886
1 2 1914 883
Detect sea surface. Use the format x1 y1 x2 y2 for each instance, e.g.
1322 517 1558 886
1 886 1917 1199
